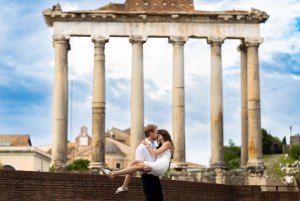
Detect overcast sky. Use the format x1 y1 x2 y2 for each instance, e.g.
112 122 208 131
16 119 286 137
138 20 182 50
0 0 299 167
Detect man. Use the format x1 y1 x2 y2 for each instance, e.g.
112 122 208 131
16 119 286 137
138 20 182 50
136 124 164 201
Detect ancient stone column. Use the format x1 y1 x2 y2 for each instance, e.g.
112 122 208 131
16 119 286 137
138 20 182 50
169 36 187 164
245 38 265 172
129 36 147 159
51 35 70 171
238 42 248 167
207 37 227 169
90 36 109 174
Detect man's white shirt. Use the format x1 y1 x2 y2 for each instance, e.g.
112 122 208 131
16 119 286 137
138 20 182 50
136 139 157 163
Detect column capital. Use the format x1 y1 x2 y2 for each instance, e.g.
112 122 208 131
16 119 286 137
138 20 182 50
91 35 109 44
245 37 263 47
52 35 70 50
53 34 70 41
129 35 147 44
169 36 188 45
237 41 247 52
207 37 225 46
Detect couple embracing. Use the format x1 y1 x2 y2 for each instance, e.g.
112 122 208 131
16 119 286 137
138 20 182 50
102 124 174 201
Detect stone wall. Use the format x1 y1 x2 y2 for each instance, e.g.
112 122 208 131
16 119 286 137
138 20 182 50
169 168 266 186
1 170 300 201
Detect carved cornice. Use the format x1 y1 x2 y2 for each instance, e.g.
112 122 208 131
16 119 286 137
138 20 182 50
43 5 269 27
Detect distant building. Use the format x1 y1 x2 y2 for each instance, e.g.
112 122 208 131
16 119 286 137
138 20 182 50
39 126 132 170
290 133 300 145
282 133 300 153
0 135 51 171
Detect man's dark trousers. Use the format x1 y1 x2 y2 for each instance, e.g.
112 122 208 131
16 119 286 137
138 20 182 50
141 174 164 201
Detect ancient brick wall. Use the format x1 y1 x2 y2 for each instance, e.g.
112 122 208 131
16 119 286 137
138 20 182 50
0 170 300 201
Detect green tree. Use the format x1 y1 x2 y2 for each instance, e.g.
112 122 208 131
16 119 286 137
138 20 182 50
282 136 287 145
262 128 273 154
224 139 241 169
0 162 4 170
288 144 300 160
67 159 90 171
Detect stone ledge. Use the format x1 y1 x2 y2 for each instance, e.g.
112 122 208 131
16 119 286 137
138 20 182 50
43 6 268 27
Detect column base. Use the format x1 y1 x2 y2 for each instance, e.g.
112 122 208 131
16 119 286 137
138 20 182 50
51 161 67 172
170 162 188 172
209 162 228 170
89 162 107 175
246 159 265 173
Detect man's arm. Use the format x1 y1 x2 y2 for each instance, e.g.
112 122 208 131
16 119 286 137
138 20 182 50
136 144 152 173
135 144 145 161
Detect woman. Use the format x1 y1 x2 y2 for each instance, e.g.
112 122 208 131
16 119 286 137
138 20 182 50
102 129 174 194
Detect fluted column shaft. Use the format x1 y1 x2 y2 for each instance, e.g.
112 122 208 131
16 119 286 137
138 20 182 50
246 38 264 171
51 35 70 171
238 43 248 167
90 37 108 172
170 36 186 163
207 37 226 169
130 36 147 159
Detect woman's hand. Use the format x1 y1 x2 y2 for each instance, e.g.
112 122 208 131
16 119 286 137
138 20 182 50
140 140 148 146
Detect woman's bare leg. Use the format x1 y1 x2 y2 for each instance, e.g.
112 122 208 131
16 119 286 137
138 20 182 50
119 160 141 191
105 160 145 180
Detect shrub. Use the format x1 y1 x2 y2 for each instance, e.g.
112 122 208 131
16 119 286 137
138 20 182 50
67 159 90 171
288 144 300 160
49 164 55 172
224 139 241 169
0 162 4 170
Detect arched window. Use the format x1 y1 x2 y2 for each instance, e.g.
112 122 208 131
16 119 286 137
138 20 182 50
3 165 15 170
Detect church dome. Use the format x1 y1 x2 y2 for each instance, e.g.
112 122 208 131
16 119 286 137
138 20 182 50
105 140 122 153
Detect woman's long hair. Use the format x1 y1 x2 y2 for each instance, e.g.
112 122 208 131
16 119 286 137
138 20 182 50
157 129 174 150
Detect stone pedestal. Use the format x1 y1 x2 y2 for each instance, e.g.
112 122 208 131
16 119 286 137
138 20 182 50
90 36 109 174
89 162 107 175
51 35 70 171
207 37 227 170
169 36 187 164
129 36 147 159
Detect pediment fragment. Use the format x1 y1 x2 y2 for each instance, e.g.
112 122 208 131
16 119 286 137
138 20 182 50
52 3 62 11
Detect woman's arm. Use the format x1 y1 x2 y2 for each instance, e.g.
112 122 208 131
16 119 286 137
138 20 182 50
141 141 171 157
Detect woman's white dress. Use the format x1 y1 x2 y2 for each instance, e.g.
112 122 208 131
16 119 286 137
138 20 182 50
144 150 171 176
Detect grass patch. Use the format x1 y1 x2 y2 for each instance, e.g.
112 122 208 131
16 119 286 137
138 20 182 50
263 154 300 179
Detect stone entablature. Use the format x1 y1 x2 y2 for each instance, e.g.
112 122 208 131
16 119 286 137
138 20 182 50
43 4 268 27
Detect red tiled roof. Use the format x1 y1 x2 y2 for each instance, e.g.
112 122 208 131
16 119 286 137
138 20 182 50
0 135 31 147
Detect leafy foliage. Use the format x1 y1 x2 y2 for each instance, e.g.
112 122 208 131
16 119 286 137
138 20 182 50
67 159 90 171
0 162 4 170
49 164 55 172
224 139 241 169
288 144 300 160
262 128 273 154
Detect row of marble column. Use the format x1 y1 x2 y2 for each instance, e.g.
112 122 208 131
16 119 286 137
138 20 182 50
51 35 264 172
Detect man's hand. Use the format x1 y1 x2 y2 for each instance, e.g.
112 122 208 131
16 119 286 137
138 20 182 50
169 147 175 159
143 165 152 173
